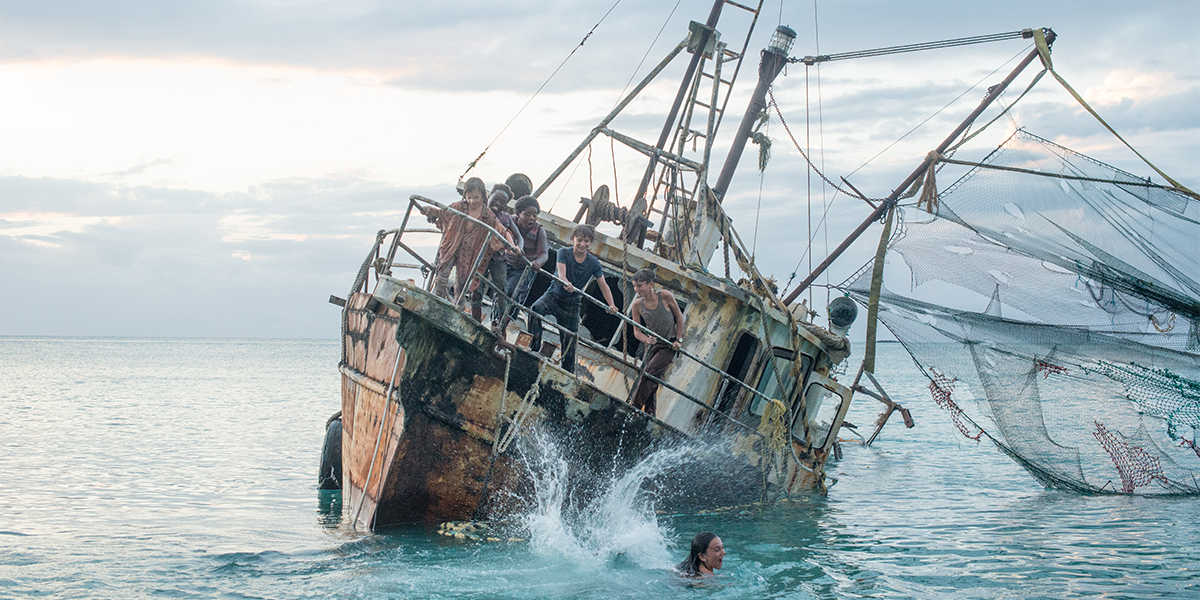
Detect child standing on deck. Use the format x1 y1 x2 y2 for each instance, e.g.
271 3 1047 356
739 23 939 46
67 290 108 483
528 224 618 375
503 195 549 324
419 177 514 322
485 184 522 331
628 268 685 417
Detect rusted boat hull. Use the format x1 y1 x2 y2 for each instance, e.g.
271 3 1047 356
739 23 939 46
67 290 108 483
339 282 825 527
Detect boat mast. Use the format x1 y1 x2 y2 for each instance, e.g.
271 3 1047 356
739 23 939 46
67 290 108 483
670 24 796 268
621 0 725 246
710 26 795 203
782 29 1055 306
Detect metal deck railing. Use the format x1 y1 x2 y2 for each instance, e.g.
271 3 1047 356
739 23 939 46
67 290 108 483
349 194 810 443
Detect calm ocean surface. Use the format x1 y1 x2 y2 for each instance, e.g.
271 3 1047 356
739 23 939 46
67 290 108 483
1 337 1196 599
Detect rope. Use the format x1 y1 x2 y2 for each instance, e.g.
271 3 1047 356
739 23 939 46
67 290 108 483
472 349 514 520
722 214 731 279
778 44 1036 296
343 231 385 365
770 90 882 203
811 1 830 308
586 186 641 225
490 350 514 446
496 362 547 454
936 157 1198 195
611 136 620 207
946 68 1048 154
758 399 790 478
460 0 626 180
917 151 942 213
473 354 538 520
1031 29 1198 200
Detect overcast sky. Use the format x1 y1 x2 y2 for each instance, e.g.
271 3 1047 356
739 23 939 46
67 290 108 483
1 0 1196 339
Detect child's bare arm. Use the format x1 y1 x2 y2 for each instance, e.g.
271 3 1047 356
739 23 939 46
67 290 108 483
630 301 652 344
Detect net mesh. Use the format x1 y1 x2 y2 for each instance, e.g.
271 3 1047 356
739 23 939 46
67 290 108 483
847 130 1200 494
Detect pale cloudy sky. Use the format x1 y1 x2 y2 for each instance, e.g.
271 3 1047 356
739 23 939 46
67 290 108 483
1 0 1196 338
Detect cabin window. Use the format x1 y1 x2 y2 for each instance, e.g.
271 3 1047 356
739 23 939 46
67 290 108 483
793 383 847 449
749 348 796 416
713 331 759 415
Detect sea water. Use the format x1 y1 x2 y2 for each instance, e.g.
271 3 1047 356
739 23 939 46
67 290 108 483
1 337 1196 599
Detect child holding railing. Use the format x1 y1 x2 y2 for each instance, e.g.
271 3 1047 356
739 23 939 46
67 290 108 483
419 177 514 322
528 224 618 374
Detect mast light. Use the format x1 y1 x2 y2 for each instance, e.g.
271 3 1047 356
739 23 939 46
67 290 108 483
769 25 797 56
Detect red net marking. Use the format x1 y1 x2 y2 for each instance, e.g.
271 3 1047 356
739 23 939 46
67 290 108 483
1093 421 1167 493
928 368 982 441
1181 437 1200 459
1034 359 1069 379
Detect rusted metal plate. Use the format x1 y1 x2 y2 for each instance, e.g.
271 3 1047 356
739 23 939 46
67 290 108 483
340 370 406 528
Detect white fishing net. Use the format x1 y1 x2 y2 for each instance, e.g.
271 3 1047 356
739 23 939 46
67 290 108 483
846 130 1200 494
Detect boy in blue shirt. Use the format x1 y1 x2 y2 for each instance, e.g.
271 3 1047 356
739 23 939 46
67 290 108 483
528 224 618 374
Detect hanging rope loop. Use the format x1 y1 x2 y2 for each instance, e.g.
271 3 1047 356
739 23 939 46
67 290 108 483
917 150 944 213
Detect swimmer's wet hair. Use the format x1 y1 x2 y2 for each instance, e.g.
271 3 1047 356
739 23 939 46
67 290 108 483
676 531 718 576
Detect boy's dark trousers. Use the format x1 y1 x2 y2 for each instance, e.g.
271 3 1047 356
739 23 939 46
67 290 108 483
529 293 581 371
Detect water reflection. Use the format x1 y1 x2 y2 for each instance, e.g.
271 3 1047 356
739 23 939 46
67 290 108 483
316 489 342 528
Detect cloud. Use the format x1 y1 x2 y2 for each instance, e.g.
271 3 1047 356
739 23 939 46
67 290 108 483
0 0 706 92
0 174 449 336
0 1 1195 339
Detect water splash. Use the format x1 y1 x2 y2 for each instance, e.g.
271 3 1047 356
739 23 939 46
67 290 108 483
511 427 692 571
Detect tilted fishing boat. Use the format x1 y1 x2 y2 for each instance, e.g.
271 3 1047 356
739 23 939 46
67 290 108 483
322 2 1199 529
324 0 864 528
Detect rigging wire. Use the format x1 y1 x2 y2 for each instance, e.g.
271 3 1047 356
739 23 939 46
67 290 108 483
615 0 684 107
778 44 1033 296
459 0 626 181
812 0 829 314
611 135 620 207
805 62 812 308
549 153 589 212
546 0 682 210
752 120 767 257
601 0 682 209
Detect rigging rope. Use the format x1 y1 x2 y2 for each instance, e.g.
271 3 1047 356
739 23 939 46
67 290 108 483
1030 29 1199 200
460 0 626 180
936 156 1197 195
352 345 405 527
777 45 1032 297
545 0 680 209
811 0 830 313
496 362 547 453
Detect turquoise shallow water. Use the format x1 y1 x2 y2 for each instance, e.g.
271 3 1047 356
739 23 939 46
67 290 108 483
1 337 1196 599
